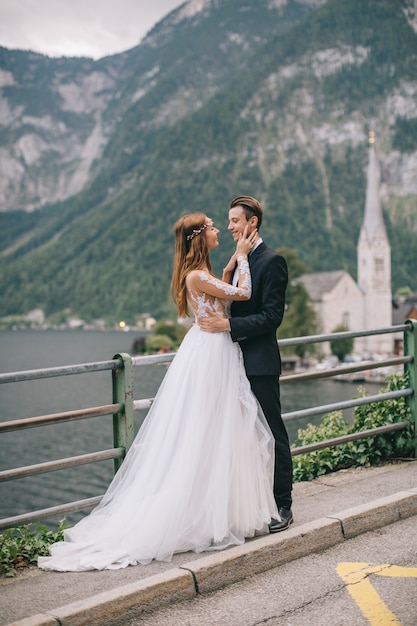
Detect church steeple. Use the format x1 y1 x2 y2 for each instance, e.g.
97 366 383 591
357 131 392 354
362 130 388 243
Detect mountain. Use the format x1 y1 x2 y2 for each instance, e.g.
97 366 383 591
0 0 316 213
0 0 416 325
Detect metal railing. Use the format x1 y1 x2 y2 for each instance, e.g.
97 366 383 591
0 320 416 531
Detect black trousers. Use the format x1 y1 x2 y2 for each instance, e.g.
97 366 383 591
248 375 293 510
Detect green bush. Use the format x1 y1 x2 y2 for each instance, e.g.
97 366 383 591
132 322 188 355
145 334 176 353
292 412 354 482
292 373 414 482
152 321 187 347
351 373 415 465
0 519 67 577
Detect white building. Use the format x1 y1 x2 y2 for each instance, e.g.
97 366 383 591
298 133 393 356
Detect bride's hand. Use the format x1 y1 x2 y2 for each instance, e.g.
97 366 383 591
236 226 258 257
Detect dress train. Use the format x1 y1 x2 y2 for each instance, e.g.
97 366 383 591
38 325 277 571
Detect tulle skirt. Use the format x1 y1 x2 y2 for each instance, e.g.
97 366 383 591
38 325 278 571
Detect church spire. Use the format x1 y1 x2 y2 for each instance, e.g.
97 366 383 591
362 130 387 243
357 130 392 354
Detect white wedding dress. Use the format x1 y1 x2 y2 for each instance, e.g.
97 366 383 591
38 258 278 571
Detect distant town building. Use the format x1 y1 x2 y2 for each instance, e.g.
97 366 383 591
25 309 45 326
392 291 417 354
298 133 393 355
393 293 417 325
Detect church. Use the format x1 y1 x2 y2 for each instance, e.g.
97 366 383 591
297 132 393 356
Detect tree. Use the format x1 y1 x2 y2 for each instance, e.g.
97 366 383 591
330 324 354 362
277 247 317 357
152 321 187 347
395 286 412 297
278 283 317 358
277 247 310 284
145 334 176 353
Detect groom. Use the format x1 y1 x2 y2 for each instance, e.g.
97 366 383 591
198 195 293 532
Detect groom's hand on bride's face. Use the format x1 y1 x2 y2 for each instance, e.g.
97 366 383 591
198 311 230 333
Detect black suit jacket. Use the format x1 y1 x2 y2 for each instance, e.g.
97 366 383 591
230 242 288 376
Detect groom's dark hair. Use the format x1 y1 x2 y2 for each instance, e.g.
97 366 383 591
230 195 263 230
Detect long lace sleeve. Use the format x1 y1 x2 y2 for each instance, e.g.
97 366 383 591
187 255 252 301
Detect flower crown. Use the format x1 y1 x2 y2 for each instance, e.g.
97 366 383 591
186 223 209 241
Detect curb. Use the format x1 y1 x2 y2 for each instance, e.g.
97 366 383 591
7 488 417 626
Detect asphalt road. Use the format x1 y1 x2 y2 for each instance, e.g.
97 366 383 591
114 515 417 626
2 462 416 626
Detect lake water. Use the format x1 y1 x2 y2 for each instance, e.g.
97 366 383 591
0 330 381 525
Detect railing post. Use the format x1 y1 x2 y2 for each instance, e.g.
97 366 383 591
403 319 417 457
112 353 135 473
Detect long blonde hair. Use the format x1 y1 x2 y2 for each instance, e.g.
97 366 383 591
171 213 213 317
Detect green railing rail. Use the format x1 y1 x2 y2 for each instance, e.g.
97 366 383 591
0 321 415 531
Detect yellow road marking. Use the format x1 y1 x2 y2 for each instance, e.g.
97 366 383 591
337 562 417 625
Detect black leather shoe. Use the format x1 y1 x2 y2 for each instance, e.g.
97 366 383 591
269 507 293 533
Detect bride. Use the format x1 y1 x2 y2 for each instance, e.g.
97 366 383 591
38 213 278 571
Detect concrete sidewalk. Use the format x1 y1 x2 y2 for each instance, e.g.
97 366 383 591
2 460 417 626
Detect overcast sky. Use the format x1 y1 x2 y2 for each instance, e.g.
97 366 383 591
0 0 185 59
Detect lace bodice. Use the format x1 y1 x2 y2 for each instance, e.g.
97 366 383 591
186 255 251 320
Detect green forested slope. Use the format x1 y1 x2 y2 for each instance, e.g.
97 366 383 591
1 0 416 323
